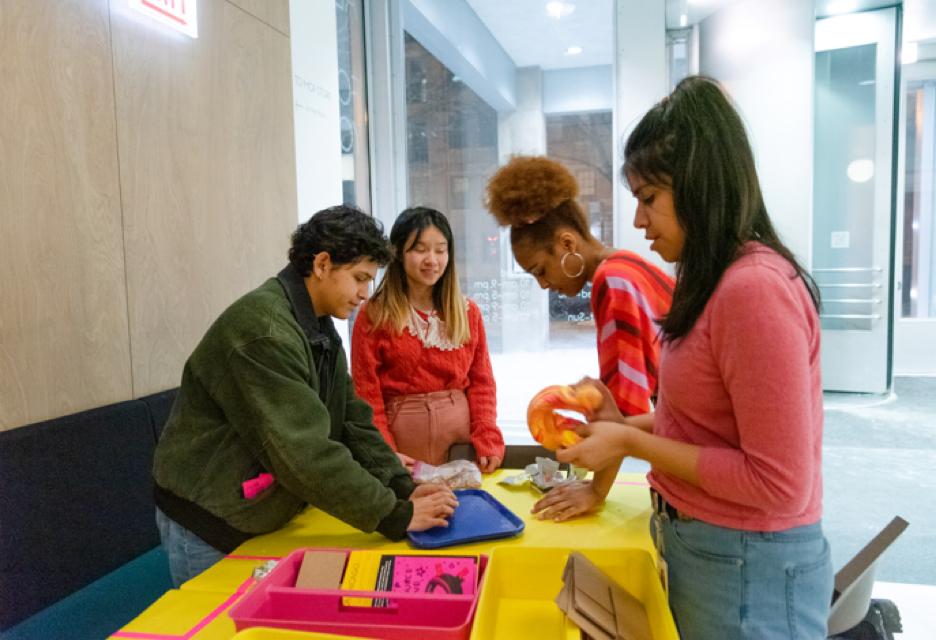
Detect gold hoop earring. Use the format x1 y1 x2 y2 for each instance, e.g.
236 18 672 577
560 251 585 278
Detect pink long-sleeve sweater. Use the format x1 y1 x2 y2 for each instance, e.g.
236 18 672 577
649 243 824 531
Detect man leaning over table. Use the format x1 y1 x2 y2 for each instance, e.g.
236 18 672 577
152 205 457 587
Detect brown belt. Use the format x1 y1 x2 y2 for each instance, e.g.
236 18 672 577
650 488 693 521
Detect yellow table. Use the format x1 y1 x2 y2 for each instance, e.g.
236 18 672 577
110 471 654 640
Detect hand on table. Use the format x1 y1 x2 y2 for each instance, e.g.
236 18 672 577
410 483 455 500
407 485 458 531
531 480 604 522
477 455 502 473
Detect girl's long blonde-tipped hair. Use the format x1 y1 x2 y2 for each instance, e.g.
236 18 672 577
367 207 469 346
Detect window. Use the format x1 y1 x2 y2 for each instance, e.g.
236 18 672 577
335 0 371 210
399 4 614 443
545 112 613 334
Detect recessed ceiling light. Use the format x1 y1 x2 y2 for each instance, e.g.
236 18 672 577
546 1 575 19
827 0 857 15
679 14 688 27
565 45 583 55
902 41 919 65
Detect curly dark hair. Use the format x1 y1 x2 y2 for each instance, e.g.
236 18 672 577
484 156 592 250
288 205 391 276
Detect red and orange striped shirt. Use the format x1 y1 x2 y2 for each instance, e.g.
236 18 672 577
591 250 674 416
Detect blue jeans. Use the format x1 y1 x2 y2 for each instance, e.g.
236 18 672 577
155 507 225 587
652 514 833 640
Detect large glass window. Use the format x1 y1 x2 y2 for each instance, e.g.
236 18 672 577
544 112 613 345
400 2 613 443
336 0 371 211
404 34 503 345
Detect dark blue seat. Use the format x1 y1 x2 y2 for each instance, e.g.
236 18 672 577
140 388 178 441
0 399 160 629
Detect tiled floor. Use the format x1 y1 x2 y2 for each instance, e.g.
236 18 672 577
825 377 936 638
823 377 936 586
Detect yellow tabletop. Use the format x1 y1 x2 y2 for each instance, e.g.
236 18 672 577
111 471 653 639
111 588 243 639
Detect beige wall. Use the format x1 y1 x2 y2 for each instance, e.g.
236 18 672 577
0 0 296 430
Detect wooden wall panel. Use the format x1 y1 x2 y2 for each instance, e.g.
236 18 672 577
110 0 297 397
227 0 290 35
0 0 132 430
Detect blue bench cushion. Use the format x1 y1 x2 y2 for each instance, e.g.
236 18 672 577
0 400 159 629
140 388 178 441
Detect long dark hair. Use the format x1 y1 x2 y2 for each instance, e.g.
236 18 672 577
624 76 819 341
367 207 469 344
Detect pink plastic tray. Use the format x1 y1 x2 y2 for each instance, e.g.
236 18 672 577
228 548 488 640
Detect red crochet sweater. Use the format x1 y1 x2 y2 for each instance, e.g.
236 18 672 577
350 299 505 459
592 250 674 416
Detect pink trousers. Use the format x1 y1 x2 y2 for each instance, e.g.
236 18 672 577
386 389 470 465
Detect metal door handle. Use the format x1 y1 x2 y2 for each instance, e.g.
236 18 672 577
819 314 882 320
823 298 881 304
817 283 882 288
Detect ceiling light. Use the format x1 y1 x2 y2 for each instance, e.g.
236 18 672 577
565 45 583 56
902 42 919 65
679 14 688 27
546 1 575 19
827 0 857 15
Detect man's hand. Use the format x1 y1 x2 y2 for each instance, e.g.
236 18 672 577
410 483 454 500
531 480 604 522
477 455 502 473
407 486 458 531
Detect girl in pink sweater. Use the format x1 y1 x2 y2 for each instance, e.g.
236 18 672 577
351 207 505 472
559 77 833 639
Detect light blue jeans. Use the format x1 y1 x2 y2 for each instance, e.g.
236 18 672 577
155 507 225 587
652 513 833 640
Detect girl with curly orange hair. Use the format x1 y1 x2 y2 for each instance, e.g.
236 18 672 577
485 155 674 520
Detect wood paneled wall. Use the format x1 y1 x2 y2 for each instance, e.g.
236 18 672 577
0 0 296 429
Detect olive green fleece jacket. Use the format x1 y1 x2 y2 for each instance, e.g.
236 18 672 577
152 264 415 550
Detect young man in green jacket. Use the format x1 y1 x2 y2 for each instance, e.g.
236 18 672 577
152 205 457 586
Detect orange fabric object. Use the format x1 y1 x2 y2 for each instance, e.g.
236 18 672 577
526 384 602 451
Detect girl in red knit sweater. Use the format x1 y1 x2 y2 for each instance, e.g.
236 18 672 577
351 207 505 472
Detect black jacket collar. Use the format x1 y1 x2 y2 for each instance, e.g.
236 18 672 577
276 264 340 351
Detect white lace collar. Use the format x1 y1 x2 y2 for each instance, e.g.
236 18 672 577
406 306 460 351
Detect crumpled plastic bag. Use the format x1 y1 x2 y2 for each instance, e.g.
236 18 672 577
252 559 279 581
412 459 482 489
498 457 588 492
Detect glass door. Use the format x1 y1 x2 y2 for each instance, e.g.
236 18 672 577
813 7 898 393
894 57 936 375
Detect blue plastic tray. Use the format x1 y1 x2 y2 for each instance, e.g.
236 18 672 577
407 489 525 549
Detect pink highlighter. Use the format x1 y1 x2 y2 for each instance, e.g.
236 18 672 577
242 472 275 499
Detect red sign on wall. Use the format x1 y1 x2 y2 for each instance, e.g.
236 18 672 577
130 0 198 38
